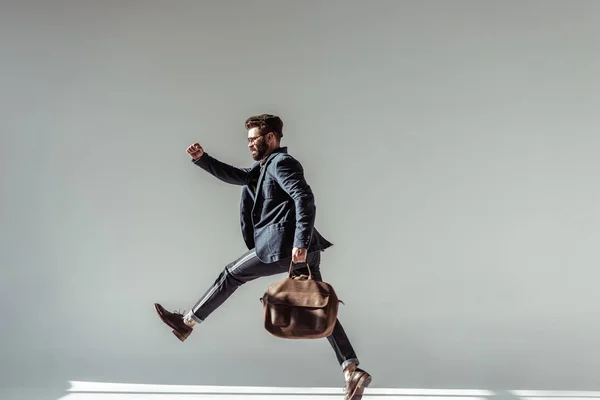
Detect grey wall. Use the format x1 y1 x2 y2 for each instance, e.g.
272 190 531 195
2 0 600 395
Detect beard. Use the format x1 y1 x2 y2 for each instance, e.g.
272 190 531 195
251 138 269 161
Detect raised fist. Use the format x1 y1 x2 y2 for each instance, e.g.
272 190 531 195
186 143 204 160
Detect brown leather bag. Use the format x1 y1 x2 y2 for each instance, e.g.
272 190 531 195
260 262 342 339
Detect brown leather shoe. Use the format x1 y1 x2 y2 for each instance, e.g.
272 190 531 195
344 365 372 400
154 303 193 342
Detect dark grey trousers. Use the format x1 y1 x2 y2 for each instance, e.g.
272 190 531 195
187 249 360 370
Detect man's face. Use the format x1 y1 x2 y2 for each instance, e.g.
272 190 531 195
247 127 270 161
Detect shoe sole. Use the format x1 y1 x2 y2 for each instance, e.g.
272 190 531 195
154 303 191 342
172 329 190 342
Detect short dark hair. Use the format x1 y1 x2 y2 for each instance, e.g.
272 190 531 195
244 114 283 138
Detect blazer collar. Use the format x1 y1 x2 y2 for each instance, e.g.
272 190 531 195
261 146 287 166
257 146 287 171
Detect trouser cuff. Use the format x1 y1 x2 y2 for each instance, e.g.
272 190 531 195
341 358 360 371
185 311 203 324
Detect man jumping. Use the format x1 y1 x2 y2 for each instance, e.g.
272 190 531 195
154 114 372 399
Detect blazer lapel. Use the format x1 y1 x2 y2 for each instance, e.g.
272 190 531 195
255 155 274 194
253 147 288 203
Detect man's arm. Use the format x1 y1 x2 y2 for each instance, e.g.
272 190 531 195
192 153 251 186
273 155 315 249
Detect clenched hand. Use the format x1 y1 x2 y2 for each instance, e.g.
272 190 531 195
186 143 204 160
292 247 307 263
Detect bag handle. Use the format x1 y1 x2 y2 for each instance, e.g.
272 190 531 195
288 260 312 280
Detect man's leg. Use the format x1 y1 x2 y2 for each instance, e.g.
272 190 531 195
292 253 359 370
292 252 372 400
186 249 291 323
154 248 294 341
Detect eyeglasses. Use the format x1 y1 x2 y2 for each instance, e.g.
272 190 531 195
247 132 270 143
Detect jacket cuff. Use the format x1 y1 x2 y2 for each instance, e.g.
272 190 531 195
294 236 311 249
191 155 205 164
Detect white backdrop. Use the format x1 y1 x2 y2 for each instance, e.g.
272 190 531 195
2 0 600 397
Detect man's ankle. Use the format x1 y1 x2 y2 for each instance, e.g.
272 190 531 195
183 311 198 328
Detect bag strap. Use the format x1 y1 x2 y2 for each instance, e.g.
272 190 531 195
288 260 313 280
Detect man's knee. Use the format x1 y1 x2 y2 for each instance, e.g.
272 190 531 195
224 265 248 286
221 251 259 284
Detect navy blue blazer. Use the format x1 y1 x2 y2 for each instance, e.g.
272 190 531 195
192 147 333 263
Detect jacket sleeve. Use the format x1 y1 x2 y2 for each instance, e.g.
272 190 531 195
273 155 315 249
192 153 251 185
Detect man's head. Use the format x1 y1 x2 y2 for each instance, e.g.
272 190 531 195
245 114 283 161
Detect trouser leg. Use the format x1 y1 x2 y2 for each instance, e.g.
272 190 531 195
292 252 360 371
187 249 320 323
